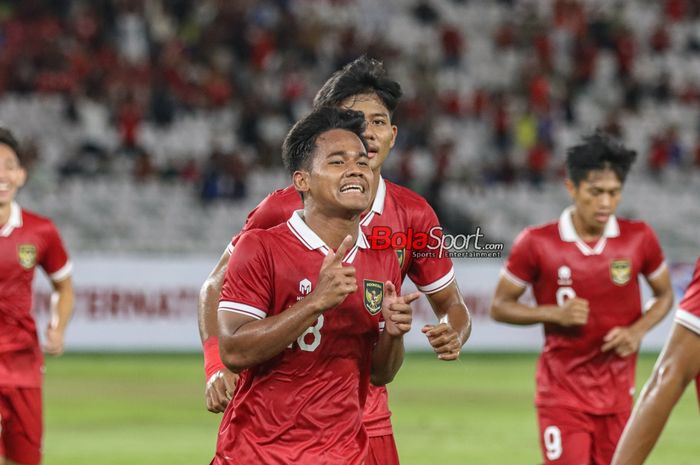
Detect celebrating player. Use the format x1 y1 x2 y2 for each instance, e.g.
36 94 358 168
210 106 418 464
490 132 674 465
200 56 471 464
0 127 74 465
611 257 700 465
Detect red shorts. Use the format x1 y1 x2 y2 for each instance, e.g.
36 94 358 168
537 405 629 465
0 387 42 465
366 434 400 465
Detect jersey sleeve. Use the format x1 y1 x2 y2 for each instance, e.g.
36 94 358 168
675 258 700 335
640 224 666 279
406 203 455 294
228 191 296 252
502 228 538 287
219 231 274 320
40 221 72 282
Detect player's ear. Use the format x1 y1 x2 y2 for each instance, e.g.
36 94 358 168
564 178 577 199
390 124 398 149
293 170 310 194
17 166 27 188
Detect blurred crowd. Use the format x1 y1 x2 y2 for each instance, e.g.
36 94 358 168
2 0 700 203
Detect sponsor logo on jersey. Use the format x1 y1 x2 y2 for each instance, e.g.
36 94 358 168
557 265 572 285
299 278 312 295
363 280 384 315
395 248 405 268
610 259 631 285
17 244 37 269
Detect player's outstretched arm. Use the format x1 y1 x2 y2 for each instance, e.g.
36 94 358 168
199 249 238 413
490 277 589 326
602 268 674 357
43 276 74 356
371 282 420 386
219 236 357 372
611 323 700 465
422 281 471 361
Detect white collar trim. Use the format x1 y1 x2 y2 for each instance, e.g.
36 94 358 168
287 210 369 263
558 206 619 256
360 175 386 226
0 202 22 237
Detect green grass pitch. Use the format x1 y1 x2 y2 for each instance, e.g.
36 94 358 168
42 352 697 464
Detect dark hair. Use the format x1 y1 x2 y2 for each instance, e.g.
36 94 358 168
566 131 638 185
312 56 403 115
282 106 367 175
0 127 22 164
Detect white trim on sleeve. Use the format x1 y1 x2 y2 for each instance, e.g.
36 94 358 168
49 261 73 282
646 261 667 281
218 301 267 320
226 243 234 255
500 267 529 288
417 267 455 294
675 309 700 336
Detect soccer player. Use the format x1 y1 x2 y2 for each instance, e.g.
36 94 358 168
611 257 700 465
210 106 419 464
200 57 471 464
0 127 74 465
490 132 674 465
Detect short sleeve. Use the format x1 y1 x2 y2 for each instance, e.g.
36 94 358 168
40 222 72 282
406 203 455 294
675 257 700 335
219 231 274 320
229 190 300 251
502 228 538 287
641 224 666 279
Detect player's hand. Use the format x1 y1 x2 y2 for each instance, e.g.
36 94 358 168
601 326 642 357
205 369 239 413
381 281 420 337
309 235 357 311
558 297 589 327
43 325 65 356
422 323 462 361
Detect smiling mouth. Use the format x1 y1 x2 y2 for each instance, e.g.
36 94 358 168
339 184 366 193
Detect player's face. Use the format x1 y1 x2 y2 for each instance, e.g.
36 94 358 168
340 93 397 171
298 129 373 215
566 169 622 234
0 144 26 207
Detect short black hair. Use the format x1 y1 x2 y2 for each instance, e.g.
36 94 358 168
566 131 638 185
282 106 367 175
312 56 403 115
0 127 22 165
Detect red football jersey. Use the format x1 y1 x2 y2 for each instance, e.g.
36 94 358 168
503 207 665 415
213 212 401 464
0 203 72 387
673 256 700 406
227 177 455 435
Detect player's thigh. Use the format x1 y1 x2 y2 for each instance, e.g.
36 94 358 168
537 406 593 465
366 434 400 465
2 388 42 465
590 410 630 465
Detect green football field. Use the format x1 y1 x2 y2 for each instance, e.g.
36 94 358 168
43 352 697 465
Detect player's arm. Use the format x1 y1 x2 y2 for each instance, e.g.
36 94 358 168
43 275 74 356
219 235 357 372
611 323 700 465
422 281 471 361
371 282 420 386
490 276 589 326
602 268 674 357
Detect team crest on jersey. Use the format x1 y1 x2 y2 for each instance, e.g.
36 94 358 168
610 259 631 286
364 280 384 315
395 248 405 269
17 244 37 269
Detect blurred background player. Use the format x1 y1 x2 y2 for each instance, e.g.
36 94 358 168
490 132 674 465
611 256 700 465
211 106 418 464
199 56 471 464
0 127 74 465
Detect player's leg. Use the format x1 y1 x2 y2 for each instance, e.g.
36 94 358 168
366 434 400 465
3 388 42 465
590 410 630 465
537 406 592 465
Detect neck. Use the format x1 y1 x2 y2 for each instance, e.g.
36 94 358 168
363 169 381 215
571 208 604 242
0 202 11 227
302 204 360 250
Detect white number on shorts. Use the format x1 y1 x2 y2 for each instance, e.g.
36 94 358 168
297 315 324 352
556 287 576 307
543 425 562 460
